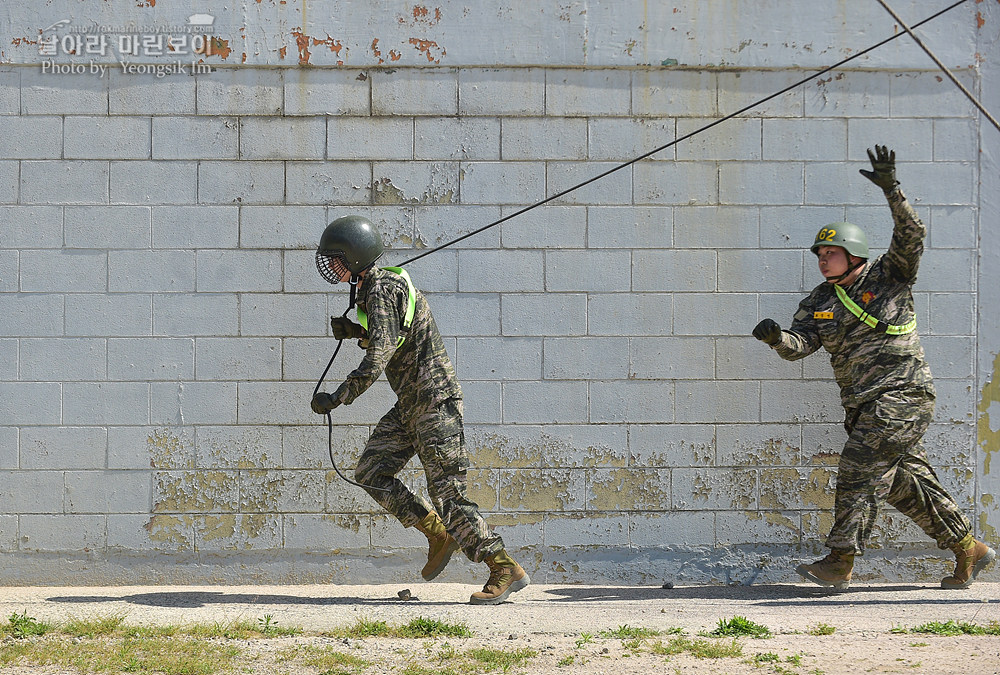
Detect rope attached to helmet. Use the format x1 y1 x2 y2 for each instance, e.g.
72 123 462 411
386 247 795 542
313 276 392 493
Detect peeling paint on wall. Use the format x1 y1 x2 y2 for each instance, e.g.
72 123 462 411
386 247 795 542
143 514 194 549
802 468 837 510
147 429 194 469
589 468 669 510
373 174 455 205
152 471 239 513
500 469 581 512
409 38 446 63
978 351 1000 474
291 29 311 65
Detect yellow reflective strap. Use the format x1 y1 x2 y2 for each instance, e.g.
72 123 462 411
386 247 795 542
886 317 917 335
355 267 416 348
833 284 915 335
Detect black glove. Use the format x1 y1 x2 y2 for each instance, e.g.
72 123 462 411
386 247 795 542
752 318 782 346
331 316 364 341
859 144 898 191
311 392 340 415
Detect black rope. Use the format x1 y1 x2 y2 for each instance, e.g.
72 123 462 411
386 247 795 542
314 309 393 492
322 0 970 491
401 0 969 267
874 0 1000 132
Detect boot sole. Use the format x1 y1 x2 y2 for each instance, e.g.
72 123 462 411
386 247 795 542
468 573 531 605
940 546 997 590
796 563 850 591
422 540 461 581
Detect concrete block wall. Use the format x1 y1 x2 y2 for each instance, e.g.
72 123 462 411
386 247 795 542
0 0 995 586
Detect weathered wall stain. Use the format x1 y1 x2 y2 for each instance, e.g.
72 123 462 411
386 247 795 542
499 469 582 512
409 38 446 63
408 6 443 26
759 468 806 510
469 431 546 468
802 468 837 510
468 468 499 511
291 29 311 64
143 514 194 549
372 178 406 204
588 468 669 510
978 351 999 475
152 471 239 513
371 38 401 65
373 172 456 205
147 429 194 469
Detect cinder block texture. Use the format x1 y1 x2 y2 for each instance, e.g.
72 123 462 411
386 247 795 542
0 13 990 589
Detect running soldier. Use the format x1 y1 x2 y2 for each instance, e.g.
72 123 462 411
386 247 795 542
753 145 996 590
311 215 530 605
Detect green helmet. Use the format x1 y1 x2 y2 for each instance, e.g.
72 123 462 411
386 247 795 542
316 215 384 284
810 222 868 259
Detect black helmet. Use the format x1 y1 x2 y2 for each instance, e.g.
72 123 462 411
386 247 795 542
316 215 384 284
810 222 869 259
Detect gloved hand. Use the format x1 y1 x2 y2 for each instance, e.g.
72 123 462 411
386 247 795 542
752 318 782 346
331 316 364 341
859 144 898 191
311 392 340 415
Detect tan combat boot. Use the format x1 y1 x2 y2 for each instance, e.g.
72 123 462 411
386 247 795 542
796 549 854 590
469 550 530 605
413 512 460 581
941 534 997 589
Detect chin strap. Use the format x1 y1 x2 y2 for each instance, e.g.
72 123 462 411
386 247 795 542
825 258 866 285
348 275 359 310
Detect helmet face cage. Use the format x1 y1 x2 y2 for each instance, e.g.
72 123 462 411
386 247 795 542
316 250 350 285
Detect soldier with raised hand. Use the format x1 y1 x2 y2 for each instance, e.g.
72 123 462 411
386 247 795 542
753 145 995 590
311 215 529 605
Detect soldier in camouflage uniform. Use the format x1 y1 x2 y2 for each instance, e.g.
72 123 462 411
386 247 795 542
311 215 529 605
753 146 995 590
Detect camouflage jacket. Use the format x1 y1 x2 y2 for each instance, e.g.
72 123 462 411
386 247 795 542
333 267 462 415
771 187 935 409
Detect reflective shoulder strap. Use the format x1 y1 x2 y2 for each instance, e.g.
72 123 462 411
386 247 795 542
833 284 916 335
355 267 417 347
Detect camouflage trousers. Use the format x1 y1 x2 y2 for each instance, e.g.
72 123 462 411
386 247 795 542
355 397 503 563
825 388 971 554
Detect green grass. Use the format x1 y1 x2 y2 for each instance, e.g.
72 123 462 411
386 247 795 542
0 634 241 675
399 646 537 675
706 616 772 639
3 611 53 638
330 616 472 639
651 636 743 659
599 624 661 639
891 620 1000 636
398 617 473 638
466 647 537 672
0 611 302 675
808 623 836 636
283 645 370 674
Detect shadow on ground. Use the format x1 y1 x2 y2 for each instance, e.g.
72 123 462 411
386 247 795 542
45 592 448 608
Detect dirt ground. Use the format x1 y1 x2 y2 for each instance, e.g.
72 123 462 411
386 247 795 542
2 582 999 674
221 631 1000 674
3 631 1000 675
